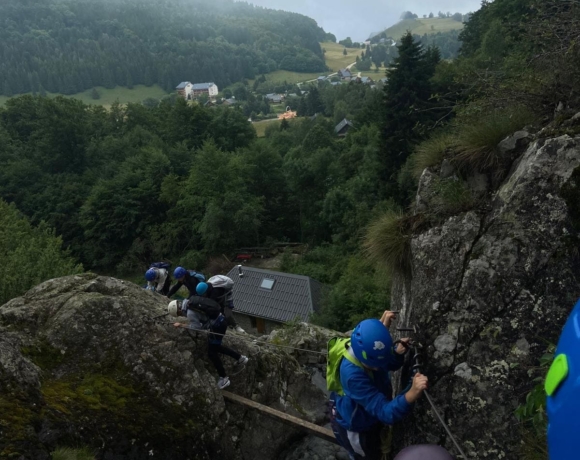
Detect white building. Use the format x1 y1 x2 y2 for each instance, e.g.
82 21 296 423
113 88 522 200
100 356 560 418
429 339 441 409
192 82 218 98
175 81 193 99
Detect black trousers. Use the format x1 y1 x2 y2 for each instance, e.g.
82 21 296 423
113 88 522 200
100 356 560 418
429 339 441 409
207 319 241 377
331 407 383 460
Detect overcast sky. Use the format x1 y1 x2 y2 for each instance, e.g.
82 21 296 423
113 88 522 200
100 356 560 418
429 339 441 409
240 0 483 41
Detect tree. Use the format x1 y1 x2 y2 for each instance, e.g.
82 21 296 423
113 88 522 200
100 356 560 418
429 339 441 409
380 31 441 201
280 118 290 131
91 88 100 100
452 12 463 22
429 12 434 18
339 37 353 48
343 48 347 56
306 87 324 115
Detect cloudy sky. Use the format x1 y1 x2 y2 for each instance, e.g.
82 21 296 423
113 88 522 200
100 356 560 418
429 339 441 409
240 0 483 41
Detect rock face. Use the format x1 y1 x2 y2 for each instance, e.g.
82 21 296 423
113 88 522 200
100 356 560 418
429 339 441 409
0 274 328 460
392 136 580 458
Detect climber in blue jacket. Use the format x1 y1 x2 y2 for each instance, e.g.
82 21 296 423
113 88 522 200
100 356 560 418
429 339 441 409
331 312 428 460
546 297 580 460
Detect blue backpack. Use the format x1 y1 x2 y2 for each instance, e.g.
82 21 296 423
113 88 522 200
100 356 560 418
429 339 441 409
150 262 171 270
188 270 206 282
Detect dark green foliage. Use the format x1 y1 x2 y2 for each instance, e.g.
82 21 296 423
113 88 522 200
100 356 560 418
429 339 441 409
380 32 443 201
0 0 327 97
0 199 82 305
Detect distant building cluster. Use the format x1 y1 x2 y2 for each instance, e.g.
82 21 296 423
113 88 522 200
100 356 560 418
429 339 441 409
176 81 219 100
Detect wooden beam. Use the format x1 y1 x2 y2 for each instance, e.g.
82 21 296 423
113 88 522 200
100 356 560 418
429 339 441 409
222 391 338 445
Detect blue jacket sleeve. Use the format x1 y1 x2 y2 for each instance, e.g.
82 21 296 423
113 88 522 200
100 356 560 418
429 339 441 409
343 369 412 425
387 348 405 372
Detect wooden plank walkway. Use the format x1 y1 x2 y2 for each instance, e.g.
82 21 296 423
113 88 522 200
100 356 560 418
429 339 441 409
222 391 338 445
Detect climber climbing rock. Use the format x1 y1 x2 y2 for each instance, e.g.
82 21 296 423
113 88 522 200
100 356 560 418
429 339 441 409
198 277 245 333
144 262 171 295
168 295 248 390
546 298 580 460
167 266 205 298
327 311 428 460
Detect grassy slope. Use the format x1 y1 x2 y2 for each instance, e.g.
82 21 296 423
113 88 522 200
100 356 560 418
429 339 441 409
322 41 363 71
0 85 168 108
383 18 463 40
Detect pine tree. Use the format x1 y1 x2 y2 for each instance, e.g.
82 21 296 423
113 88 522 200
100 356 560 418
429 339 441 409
380 31 440 200
91 87 101 100
306 87 324 115
280 118 290 131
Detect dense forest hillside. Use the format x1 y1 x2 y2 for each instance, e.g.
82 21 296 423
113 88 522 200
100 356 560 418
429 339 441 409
0 0 331 97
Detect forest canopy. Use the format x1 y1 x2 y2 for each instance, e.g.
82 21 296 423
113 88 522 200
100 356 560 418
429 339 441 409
0 0 328 97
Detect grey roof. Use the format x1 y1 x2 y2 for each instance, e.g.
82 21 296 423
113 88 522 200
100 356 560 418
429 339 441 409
192 82 215 90
335 118 354 133
225 266 323 323
339 68 352 77
361 77 372 83
176 81 190 89
224 98 237 105
330 82 341 86
317 76 326 80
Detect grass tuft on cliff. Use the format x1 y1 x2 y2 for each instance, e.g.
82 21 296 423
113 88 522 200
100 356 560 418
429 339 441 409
363 210 422 274
432 178 475 216
413 131 456 178
453 108 535 172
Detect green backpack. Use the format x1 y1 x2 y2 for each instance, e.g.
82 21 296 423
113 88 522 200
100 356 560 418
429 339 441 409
327 337 367 396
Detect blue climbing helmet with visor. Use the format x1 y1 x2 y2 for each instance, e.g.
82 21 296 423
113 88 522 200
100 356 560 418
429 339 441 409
546 298 580 460
350 319 393 368
174 266 187 280
145 268 157 282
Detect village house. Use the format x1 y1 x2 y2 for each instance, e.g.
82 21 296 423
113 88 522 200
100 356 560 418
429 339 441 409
338 68 352 80
226 266 323 335
192 82 219 98
176 81 193 99
265 93 284 104
335 118 354 137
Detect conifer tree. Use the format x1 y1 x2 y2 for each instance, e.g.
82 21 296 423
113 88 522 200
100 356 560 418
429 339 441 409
380 31 440 200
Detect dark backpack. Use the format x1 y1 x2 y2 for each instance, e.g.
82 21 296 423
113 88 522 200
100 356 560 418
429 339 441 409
186 295 221 320
150 262 171 270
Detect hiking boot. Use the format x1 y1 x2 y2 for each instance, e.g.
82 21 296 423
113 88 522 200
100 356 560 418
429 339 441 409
237 355 249 366
235 326 246 334
217 377 230 390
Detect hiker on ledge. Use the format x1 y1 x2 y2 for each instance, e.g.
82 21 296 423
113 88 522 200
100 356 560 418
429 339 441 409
328 311 428 460
168 295 248 390
199 276 245 334
145 262 171 295
167 266 205 298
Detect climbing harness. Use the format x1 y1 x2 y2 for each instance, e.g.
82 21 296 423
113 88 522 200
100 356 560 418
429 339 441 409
397 327 469 460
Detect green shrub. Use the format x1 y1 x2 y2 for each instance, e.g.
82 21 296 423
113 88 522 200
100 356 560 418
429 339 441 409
453 108 535 173
52 447 96 460
0 200 83 305
412 131 456 178
363 210 424 274
514 347 554 460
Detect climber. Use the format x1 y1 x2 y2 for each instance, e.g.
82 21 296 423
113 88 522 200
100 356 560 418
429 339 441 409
329 311 428 460
546 297 580 460
144 262 171 295
166 266 205 298
168 296 248 390
393 445 454 459
197 276 245 333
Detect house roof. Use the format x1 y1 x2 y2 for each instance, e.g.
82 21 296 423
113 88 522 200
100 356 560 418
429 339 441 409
225 266 324 323
361 77 372 83
339 69 352 76
317 76 327 80
330 82 341 86
176 82 190 89
192 82 216 90
335 118 354 133
224 98 237 105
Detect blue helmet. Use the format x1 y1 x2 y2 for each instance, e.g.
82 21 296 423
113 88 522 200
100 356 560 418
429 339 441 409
145 268 157 282
174 266 187 279
196 282 209 296
547 298 580 460
350 319 393 368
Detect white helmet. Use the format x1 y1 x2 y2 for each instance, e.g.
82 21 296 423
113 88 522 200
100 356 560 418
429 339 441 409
167 300 181 317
